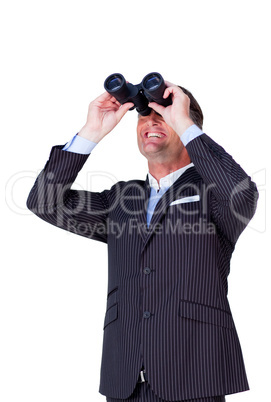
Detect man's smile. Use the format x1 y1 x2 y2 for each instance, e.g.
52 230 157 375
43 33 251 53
142 127 167 140
144 132 166 139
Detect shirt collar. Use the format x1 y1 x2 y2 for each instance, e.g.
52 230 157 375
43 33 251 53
148 163 194 191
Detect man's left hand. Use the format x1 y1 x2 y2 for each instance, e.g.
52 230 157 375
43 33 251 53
148 81 195 137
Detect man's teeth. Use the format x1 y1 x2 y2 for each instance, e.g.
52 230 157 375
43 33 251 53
147 133 164 138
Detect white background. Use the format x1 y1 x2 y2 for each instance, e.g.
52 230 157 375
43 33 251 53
1 1 270 401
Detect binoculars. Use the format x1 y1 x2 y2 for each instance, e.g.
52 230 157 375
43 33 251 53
104 72 172 116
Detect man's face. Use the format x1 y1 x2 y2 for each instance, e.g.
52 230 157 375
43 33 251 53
137 110 184 162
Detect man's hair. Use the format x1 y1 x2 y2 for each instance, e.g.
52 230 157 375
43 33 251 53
179 86 204 130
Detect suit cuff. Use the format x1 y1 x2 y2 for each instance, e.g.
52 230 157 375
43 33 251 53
180 124 203 146
62 134 97 154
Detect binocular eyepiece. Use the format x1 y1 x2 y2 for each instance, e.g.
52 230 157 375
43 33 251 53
104 72 172 116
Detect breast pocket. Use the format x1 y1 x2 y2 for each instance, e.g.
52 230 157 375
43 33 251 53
179 300 234 329
103 287 118 329
169 192 202 218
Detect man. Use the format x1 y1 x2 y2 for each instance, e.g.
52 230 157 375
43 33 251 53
27 80 258 402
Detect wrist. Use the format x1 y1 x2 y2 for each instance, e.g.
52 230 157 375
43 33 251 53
78 124 104 143
175 118 195 137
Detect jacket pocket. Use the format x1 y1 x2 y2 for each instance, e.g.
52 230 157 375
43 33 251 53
103 286 119 329
179 300 234 329
103 303 118 329
170 195 200 206
106 286 118 310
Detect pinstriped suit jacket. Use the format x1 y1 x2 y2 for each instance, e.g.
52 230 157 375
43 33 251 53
27 134 258 401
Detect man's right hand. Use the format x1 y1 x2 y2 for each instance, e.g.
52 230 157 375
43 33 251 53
78 92 133 143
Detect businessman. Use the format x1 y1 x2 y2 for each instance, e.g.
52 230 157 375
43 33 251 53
27 80 258 402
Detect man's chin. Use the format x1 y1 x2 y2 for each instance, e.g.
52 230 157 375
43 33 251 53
143 143 164 155
140 149 165 163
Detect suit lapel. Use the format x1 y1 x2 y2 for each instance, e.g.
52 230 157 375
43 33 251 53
131 166 201 246
131 176 151 241
141 166 201 248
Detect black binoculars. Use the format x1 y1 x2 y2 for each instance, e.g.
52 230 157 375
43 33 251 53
104 72 172 116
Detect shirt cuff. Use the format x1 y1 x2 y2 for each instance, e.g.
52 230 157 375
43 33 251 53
180 124 203 146
62 134 97 154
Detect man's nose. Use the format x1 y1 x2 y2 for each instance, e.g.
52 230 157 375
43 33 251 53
145 110 160 126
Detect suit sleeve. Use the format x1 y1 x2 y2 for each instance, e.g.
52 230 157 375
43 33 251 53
185 134 259 244
26 146 109 243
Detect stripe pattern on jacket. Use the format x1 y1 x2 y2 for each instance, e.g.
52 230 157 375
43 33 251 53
27 134 258 401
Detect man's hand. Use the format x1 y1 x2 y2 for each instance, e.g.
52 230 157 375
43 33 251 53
78 92 133 143
148 82 195 137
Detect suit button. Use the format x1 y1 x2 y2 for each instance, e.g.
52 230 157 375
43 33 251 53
143 267 151 275
143 311 151 319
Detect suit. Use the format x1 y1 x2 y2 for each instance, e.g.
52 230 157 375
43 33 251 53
27 133 258 401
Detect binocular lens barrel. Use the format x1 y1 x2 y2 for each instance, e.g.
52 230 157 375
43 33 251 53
106 75 123 91
142 72 171 108
104 74 131 101
142 73 161 90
